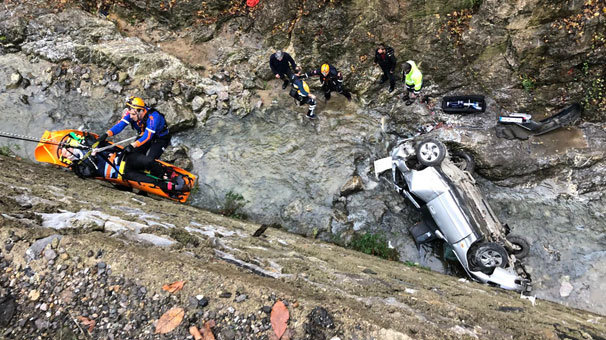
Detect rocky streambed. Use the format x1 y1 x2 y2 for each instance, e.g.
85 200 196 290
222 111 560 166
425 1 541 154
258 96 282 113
1 0 605 318
1 155 606 339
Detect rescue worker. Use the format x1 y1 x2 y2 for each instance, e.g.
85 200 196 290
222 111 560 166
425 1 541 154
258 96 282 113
304 63 352 101
374 44 397 92
289 71 317 119
269 50 298 89
60 135 188 193
402 60 423 105
96 96 170 160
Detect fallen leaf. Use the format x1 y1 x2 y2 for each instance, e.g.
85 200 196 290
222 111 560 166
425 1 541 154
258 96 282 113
155 307 185 334
270 300 289 339
200 320 216 340
162 280 185 293
77 316 96 333
189 326 202 340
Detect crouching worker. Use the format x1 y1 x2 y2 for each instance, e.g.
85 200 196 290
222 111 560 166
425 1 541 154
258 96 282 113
289 72 317 119
59 136 189 194
96 96 170 160
402 60 423 106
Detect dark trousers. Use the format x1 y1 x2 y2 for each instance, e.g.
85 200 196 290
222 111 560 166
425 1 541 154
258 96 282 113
380 67 395 88
278 70 293 85
124 152 166 180
136 135 171 160
322 81 351 100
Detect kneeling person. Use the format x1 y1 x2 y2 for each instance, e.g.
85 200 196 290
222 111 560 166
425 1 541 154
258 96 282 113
97 96 171 160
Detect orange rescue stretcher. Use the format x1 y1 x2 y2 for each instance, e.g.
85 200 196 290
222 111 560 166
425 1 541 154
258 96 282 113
34 130 196 203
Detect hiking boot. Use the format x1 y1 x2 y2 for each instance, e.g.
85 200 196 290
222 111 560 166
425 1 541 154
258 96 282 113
282 80 289 89
388 85 395 93
405 99 415 106
306 111 317 119
344 93 352 102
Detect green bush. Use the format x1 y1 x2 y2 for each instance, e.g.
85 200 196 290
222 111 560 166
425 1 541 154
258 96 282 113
218 191 247 220
0 145 15 157
349 233 399 261
520 75 535 92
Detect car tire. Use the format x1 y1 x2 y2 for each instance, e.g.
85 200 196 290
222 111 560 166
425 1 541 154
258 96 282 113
415 138 446 167
506 235 530 259
451 150 474 173
469 242 509 274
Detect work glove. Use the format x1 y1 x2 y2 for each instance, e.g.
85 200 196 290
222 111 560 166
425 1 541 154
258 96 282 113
97 133 108 143
123 145 135 154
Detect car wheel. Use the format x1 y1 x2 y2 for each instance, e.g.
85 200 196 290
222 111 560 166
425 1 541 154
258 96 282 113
469 242 509 274
415 138 446 166
506 235 530 259
451 150 474 173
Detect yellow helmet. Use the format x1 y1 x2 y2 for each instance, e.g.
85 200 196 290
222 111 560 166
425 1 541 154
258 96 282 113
321 64 330 76
126 96 145 110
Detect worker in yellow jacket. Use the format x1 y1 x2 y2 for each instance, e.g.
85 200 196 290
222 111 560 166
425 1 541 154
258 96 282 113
402 60 423 106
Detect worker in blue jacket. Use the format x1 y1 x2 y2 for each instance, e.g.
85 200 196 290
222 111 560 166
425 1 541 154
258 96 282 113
96 96 170 160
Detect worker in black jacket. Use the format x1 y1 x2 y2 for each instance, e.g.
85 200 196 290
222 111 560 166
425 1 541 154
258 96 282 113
304 63 352 101
374 44 397 92
269 50 298 89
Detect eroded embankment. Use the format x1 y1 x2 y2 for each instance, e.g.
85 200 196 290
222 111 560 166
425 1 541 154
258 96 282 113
0 155 604 340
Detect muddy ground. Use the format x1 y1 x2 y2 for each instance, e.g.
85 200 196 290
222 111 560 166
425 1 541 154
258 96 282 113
0 155 605 339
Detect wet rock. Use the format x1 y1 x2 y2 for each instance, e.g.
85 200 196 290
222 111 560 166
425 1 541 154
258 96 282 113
129 233 175 247
0 295 16 327
19 94 29 105
191 95 204 111
560 279 574 298
34 318 49 330
304 307 335 338
197 297 209 308
28 290 40 301
156 101 196 132
26 235 62 262
162 145 193 171
220 328 236 340
106 81 122 93
117 71 128 84
51 237 60 249
43 248 57 261
340 176 364 197
171 82 181 95
217 90 229 102
6 71 22 89
372 329 413 340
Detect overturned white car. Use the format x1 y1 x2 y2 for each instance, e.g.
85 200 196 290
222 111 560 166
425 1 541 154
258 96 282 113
375 138 531 292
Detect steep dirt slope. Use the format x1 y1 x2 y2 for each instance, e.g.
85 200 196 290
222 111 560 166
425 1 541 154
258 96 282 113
1 155 604 339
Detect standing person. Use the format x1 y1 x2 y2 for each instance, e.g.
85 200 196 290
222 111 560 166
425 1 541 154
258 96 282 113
289 72 317 119
96 96 170 160
374 44 397 93
304 63 352 101
269 50 298 89
402 60 423 105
